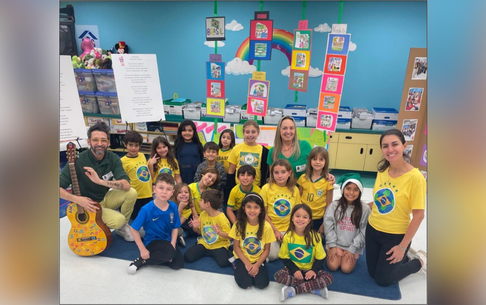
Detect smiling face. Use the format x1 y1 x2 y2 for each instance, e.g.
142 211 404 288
200 172 217 187
88 130 109 159
220 132 232 149
181 125 194 142
310 153 326 173
292 207 311 232
124 142 140 157
204 149 218 162
279 118 296 143
381 135 406 164
343 182 361 204
156 142 169 158
238 172 255 187
243 125 259 145
244 201 261 224
177 185 190 203
272 165 291 187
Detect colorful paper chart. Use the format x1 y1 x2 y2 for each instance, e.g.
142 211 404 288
205 54 226 118
289 21 312 92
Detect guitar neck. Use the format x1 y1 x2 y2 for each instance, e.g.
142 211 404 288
68 163 81 196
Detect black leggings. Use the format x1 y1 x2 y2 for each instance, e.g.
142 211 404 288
365 223 421 286
144 240 184 270
184 243 231 267
234 259 269 289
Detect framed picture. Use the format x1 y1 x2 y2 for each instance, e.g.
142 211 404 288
248 79 270 99
326 34 350 55
288 70 309 92
247 97 268 116
206 61 225 80
206 98 226 117
249 41 272 60
405 87 424 111
318 93 341 112
324 54 347 75
254 11 269 20
412 57 427 80
291 50 311 70
293 29 312 51
401 119 418 141
316 110 338 131
206 17 225 41
250 19 273 41
206 80 225 98
321 74 344 95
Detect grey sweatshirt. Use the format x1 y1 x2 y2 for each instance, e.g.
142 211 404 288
324 200 371 255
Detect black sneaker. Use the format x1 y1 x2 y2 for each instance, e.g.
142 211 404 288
128 257 146 274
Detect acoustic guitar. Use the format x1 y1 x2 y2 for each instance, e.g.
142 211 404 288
66 142 113 256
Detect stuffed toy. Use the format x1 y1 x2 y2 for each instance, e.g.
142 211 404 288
114 41 129 54
79 37 95 61
71 56 84 69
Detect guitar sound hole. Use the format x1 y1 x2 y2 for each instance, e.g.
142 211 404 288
77 213 88 223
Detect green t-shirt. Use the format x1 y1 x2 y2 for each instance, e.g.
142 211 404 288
267 140 312 180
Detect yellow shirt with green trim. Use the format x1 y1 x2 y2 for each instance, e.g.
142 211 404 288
189 182 208 215
260 183 301 232
278 231 326 270
217 148 233 173
151 158 180 184
228 143 263 187
197 211 231 250
229 221 276 263
370 167 426 234
121 153 152 199
181 206 192 220
297 174 334 219
227 184 262 211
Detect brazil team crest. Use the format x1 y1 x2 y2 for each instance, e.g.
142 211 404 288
137 165 150 182
202 226 218 244
158 167 173 175
273 199 291 217
316 189 323 197
242 236 262 256
239 152 260 167
374 188 395 214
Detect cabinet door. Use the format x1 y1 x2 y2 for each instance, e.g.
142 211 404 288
363 144 382 172
327 132 338 169
334 143 366 171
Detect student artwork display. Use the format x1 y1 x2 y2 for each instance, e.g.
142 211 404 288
205 54 225 118
194 121 230 144
316 27 351 131
206 16 225 41
247 71 269 116
405 87 424 111
288 21 312 92
249 12 273 60
402 118 418 141
411 57 427 80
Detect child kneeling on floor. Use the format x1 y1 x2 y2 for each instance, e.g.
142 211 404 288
128 173 184 274
184 189 232 267
274 203 334 301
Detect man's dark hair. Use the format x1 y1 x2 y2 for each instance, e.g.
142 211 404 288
87 121 110 139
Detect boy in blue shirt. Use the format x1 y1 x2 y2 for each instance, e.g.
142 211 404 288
128 173 184 274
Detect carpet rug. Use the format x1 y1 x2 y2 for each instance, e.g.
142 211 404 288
99 233 401 300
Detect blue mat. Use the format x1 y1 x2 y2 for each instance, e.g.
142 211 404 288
99 234 401 300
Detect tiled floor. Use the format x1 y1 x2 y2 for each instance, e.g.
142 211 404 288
60 186 426 304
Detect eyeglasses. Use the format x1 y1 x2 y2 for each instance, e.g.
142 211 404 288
90 138 109 144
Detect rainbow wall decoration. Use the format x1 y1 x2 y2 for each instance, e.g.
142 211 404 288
235 29 294 65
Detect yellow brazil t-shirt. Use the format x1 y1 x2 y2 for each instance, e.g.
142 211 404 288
120 153 152 199
227 184 262 211
217 148 233 173
229 221 276 263
228 143 263 187
278 232 326 270
297 174 334 219
151 158 180 184
369 167 426 234
197 211 231 250
260 183 301 232
189 182 208 215
180 205 192 220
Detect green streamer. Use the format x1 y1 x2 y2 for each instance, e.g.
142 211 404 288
214 1 217 15
294 91 298 103
338 1 343 24
260 1 263 11
302 1 306 20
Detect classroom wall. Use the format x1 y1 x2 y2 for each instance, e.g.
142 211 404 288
61 1 426 111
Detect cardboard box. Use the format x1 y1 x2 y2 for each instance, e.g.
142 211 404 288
372 107 399 120
110 119 131 134
372 119 398 131
96 92 120 115
336 118 351 129
74 69 97 92
91 69 117 93
337 106 352 119
86 117 110 127
79 91 99 114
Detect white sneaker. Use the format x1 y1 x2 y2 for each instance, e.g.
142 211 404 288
407 246 419 261
280 285 295 302
116 224 135 242
416 250 427 273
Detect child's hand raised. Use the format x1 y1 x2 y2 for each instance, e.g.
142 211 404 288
189 218 201 228
148 154 159 166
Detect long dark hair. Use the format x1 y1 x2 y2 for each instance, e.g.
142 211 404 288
334 183 363 228
377 129 407 172
218 129 235 150
287 203 320 249
174 120 203 159
151 136 178 174
236 192 266 240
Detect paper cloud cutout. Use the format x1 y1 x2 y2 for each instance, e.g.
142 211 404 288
349 41 357 51
281 66 323 78
314 23 331 33
226 20 244 31
226 58 256 75
204 41 225 48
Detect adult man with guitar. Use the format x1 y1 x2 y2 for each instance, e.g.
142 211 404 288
60 122 137 242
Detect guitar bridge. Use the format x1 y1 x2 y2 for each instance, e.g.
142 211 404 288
76 236 97 242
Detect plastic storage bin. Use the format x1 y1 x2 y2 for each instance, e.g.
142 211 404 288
372 119 398 131
164 98 191 116
183 103 201 120
351 108 373 129
293 116 306 127
92 69 117 93
306 108 318 127
372 107 399 120
337 106 352 119
336 118 351 129
96 92 120 115
223 105 241 123
264 108 283 125
283 104 307 117
74 69 97 92
78 91 99 114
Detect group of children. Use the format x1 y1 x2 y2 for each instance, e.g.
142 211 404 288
119 119 372 301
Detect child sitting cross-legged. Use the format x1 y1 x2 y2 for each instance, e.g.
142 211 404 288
183 189 232 267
